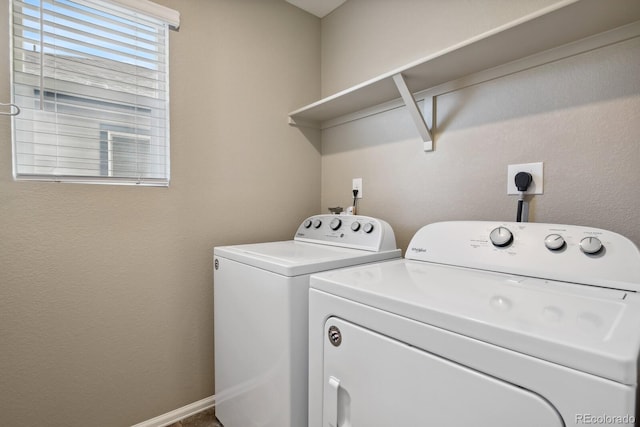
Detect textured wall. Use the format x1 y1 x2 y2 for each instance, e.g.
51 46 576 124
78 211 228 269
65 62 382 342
319 1 640 252
0 1 320 425
320 0 560 96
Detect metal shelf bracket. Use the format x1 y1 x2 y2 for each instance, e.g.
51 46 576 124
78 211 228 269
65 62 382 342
392 73 433 151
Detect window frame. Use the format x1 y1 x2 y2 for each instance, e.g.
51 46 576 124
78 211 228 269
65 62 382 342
10 0 177 187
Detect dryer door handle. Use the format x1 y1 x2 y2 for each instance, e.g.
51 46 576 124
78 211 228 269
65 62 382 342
325 376 341 427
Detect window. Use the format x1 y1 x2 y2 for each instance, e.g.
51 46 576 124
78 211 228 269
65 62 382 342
11 0 179 186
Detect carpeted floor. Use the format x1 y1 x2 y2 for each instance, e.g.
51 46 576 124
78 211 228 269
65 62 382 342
166 408 221 427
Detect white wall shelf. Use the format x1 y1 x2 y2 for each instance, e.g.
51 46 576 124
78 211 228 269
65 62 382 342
288 0 640 148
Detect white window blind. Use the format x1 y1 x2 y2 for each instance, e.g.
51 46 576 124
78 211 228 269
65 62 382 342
11 0 177 186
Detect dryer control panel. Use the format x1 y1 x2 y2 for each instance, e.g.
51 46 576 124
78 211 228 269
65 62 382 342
406 221 640 292
295 215 397 252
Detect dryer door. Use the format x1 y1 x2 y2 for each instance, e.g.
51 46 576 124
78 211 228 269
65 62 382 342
322 318 564 427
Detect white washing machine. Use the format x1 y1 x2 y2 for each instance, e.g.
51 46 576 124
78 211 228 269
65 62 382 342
213 214 401 427
309 221 640 427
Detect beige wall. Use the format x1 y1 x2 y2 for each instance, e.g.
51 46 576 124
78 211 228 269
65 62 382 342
320 0 640 252
320 0 561 96
0 1 320 425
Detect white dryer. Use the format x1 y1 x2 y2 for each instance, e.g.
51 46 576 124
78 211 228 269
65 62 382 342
214 214 400 427
309 221 640 427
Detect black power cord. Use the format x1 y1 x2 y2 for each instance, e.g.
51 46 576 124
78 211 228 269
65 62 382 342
352 189 359 215
515 172 533 222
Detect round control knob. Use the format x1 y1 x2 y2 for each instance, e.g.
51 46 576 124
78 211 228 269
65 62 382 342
544 234 565 251
303 219 312 229
489 227 513 247
313 219 322 229
580 236 603 255
363 223 374 234
351 221 361 232
330 218 342 231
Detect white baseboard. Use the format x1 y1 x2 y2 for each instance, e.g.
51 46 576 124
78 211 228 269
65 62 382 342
131 395 216 427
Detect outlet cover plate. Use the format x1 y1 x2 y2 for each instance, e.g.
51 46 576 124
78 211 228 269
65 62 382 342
507 162 543 195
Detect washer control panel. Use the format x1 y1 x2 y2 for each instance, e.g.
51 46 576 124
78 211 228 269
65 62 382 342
295 215 397 252
406 221 640 291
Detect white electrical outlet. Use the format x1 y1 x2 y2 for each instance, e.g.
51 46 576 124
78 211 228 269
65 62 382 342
507 162 544 195
352 178 363 198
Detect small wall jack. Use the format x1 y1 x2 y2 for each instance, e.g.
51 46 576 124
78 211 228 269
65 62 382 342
515 172 533 222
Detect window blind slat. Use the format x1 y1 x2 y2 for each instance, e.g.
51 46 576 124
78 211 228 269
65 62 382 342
42 1 162 40
105 0 180 30
16 48 168 89
70 0 179 30
11 0 171 186
39 36 162 70
40 28 163 63
16 150 168 166
13 97 164 129
15 128 168 149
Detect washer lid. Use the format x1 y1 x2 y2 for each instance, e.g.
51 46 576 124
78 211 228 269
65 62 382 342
310 259 640 385
215 240 401 276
